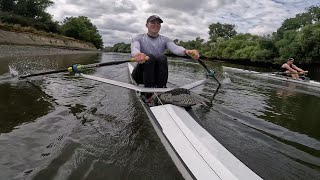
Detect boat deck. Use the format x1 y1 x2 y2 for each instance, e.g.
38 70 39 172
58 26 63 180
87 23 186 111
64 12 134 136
151 104 262 180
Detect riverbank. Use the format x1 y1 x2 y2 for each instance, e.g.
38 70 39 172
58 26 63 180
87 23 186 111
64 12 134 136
0 45 100 59
0 26 97 50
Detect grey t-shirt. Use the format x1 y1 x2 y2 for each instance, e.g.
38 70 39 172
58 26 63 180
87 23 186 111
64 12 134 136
131 33 186 57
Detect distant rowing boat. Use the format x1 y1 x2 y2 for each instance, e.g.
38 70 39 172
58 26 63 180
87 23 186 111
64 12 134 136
223 66 320 89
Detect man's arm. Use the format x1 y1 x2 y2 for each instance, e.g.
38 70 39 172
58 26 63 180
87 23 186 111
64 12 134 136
131 35 147 63
292 65 305 73
283 64 298 73
131 36 141 57
166 41 200 59
166 41 186 56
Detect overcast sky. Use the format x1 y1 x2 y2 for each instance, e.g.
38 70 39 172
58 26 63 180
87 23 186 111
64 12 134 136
47 0 319 47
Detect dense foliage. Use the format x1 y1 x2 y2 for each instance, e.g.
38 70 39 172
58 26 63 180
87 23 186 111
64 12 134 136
107 42 131 53
0 0 59 32
61 16 103 49
0 0 103 49
109 6 320 65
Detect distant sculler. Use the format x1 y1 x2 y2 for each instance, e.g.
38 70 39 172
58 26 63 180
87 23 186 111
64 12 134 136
280 58 308 79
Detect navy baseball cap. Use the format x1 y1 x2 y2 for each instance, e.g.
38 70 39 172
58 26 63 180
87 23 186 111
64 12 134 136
146 15 163 23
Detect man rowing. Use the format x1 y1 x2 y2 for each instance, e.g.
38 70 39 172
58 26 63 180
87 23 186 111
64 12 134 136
130 15 199 94
281 58 308 79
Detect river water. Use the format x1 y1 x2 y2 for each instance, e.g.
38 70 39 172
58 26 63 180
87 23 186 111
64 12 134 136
0 52 319 180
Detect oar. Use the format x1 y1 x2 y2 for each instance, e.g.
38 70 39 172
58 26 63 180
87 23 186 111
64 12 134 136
19 58 138 79
183 52 221 85
229 71 308 75
197 58 221 99
178 52 221 99
198 59 221 84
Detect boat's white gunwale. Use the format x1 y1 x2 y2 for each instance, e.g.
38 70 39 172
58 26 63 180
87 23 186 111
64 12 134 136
137 98 196 180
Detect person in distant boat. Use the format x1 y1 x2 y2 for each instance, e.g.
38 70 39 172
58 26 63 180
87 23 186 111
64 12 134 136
130 15 199 90
281 58 308 79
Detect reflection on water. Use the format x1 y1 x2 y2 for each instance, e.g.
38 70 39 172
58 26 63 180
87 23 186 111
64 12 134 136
0 81 53 133
275 82 299 98
264 87 320 140
0 52 319 179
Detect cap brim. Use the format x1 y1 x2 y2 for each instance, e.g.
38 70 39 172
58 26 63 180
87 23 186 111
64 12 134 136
148 18 163 23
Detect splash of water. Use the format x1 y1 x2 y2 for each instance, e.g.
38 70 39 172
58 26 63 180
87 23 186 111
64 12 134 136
221 72 232 84
8 65 19 77
0 65 19 84
221 78 232 84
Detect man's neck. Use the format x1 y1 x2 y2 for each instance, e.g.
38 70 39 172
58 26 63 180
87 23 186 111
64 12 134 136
147 32 159 38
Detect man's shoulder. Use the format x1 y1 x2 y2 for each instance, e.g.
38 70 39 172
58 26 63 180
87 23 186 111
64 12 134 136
159 34 169 39
158 35 171 41
132 33 147 40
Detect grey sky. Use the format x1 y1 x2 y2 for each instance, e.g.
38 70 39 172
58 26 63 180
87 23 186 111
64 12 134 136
47 0 319 47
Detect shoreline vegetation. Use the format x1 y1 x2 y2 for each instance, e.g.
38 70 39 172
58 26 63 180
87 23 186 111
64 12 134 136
106 5 320 66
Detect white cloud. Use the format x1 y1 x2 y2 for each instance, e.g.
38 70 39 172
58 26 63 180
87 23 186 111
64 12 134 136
47 0 320 46
248 25 276 35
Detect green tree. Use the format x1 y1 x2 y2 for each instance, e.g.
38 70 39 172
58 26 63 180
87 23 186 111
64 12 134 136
178 37 204 50
61 16 103 49
275 6 320 40
297 23 320 63
254 37 277 62
14 0 53 19
275 30 301 63
208 22 237 42
0 0 59 32
0 0 16 12
308 5 320 22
